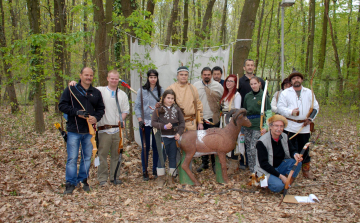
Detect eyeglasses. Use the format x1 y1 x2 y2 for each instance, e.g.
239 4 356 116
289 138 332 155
272 124 284 128
226 80 235 83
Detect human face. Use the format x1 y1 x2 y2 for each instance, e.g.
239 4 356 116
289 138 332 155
243 61 255 75
80 68 94 87
250 79 260 92
107 72 120 88
148 74 158 87
212 70 222 82
177 71 189 85
270 120 285 138
164 94 175 107
284 83 292 89
226 77 236 91
291 76 303 88
202 70 212 84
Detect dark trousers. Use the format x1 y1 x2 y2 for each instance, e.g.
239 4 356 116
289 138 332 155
139 126 159 173
200 119 219 166
284 130 311 163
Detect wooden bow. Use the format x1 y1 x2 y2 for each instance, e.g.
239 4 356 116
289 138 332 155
68 86 98 165
289 69 316 140
260 79 269 133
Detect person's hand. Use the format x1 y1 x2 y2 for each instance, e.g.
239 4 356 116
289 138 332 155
174 133 180 141
118 121 125 128
260 128 267 135
303 118 312 127
68 81 77 86
88 116 97 124
294 153 303 163
197 123 204 130
292 108 299 116
76 110 89 118
165 123 172 129
279 174 287 185
155 102 161 108
139 121 145 129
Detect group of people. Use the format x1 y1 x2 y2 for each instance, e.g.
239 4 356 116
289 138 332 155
58 59 319 194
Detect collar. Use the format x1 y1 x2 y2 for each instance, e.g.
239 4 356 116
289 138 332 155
270 131 283 142
202 80 211 86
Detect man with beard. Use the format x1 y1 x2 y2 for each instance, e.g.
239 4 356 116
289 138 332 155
212 66 225 86
193 67 224 172
277 69 319 179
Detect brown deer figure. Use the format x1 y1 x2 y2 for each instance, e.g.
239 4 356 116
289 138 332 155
179 108 251 186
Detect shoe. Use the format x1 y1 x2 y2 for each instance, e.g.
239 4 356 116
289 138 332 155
167 175 176 188
239 165 246 170
99 181 107 187
196 164 209 173
112 179 123 185
302 162 316 180
156 175 166 188
82 179 91 192
64 182 75 194
143 172 149 181
153 170 158 179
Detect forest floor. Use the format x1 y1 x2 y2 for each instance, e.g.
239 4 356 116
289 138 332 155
0 105 359 222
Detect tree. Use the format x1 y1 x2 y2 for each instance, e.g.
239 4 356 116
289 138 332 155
219 0 228 45
232 0 261 76
181 0 189 52
164 0 179 46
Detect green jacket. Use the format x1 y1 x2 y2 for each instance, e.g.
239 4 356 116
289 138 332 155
243 89 272 131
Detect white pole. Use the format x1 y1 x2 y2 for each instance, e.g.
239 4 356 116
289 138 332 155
281 6 285 81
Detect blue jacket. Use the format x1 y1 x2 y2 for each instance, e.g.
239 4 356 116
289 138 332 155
134 87 164 121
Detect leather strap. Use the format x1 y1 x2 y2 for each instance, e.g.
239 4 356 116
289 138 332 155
286 118 306 123
98 125 119 130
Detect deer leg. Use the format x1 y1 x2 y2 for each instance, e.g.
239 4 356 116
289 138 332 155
217 152 229 183
181 152 200 186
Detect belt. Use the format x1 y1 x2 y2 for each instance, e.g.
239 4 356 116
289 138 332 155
98 125 119 130
184 116 195 122
286 118 306 123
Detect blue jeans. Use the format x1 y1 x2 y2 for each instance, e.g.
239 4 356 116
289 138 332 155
139 126 159 173
65 132 93 186
268 159 302 193
157 137 177 169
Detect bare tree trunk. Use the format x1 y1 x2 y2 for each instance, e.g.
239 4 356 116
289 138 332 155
357 2 360 104
181 0 189 52
105 0 113 67
196 0 201 31
318 0 328 76
307 0 315 79
82 1 88 67
171 12 180 46
165 0 179 46
300 0 306 72
146 0 155 36
261 0 274 78
326 0 343 94
219 0 227 44
255 0 265 69
346 0 352 80
275 2 281 84
232 0 261 76
199 0 216 41
26 0 45 133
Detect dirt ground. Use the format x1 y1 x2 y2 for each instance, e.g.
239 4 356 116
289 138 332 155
0 105 359 222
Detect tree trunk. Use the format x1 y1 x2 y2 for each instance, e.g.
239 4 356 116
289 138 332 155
232 0 261 76
219 0 227 45
345 0 352 80
275 2 281 83
26 0 45 133
261 0 274 78
105 0 113 67
181 0 189 52
307 0 315 79
146 0 155 36
82 1 88 67
255 0 265 69
300 0 306 72
318 0 328 77
199 0 216 42
0 0 19 113
92 0 108 86
357 1 360 104
164 0 179 46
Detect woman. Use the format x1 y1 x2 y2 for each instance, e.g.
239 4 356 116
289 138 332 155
243 77 272 173
134 69 164 181
220 75 242 173
271 78 291 113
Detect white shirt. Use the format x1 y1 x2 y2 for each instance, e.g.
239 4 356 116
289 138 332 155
277 86 319 134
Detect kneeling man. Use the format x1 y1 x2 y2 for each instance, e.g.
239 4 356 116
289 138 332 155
254 115 303 192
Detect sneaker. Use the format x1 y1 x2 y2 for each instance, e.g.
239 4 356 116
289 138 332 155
64 182 75 194
99 181 107 187
82 179 91 192
156 175 166 188
153 170 158 179
112 179 123 185
143 172 149 181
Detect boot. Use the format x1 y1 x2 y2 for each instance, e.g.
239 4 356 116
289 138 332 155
82 179 90 192
196 163 209 173
227 158 239 175
302 162 316 180
64 182 75 194
156 175 166 188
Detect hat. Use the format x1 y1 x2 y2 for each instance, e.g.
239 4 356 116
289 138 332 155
177 66 189 73
267 115 288 128
281 78 291 90
288 68 304 81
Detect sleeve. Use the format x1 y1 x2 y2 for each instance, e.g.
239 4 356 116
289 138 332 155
277 91 292 117
271 92 278 113
93 93 105 122
243 94 248 110
151 109 164 130
311 94 320 120
177 108 185 135
58 87 78 116
257 141 280 177
120 91 130 114
233 93 242 109
134 88 142 118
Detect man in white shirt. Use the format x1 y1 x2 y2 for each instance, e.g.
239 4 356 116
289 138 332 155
277 69 319 179
193 67 224 173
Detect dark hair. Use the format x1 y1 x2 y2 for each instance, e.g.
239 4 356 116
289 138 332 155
142 69 162 99
243 59 254 67
220 74 238 103
212 66 223 74
80 67 93 74
281 78 291 90
159 89 184 115
201 67 212 75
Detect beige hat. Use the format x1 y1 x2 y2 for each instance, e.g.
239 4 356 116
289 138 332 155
267 115 288 128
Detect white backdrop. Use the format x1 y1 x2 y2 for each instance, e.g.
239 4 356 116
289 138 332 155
129 38 230 145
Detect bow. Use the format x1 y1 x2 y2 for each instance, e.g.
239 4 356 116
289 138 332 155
260 79 269 133
54 122 67 142
113 87 124 185
119 79 137 94
68 86 98 165
289 69 316 140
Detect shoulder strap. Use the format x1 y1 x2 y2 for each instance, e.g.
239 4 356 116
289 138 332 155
188 84 198 116
148 89 160 102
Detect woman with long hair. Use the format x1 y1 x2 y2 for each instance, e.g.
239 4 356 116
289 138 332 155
135 69 164 181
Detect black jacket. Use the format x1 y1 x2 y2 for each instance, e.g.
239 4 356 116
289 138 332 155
237 74 265 107
59 81 105 133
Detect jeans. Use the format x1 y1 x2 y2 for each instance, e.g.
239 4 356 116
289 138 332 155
157 137 178 169
268 159 302 193
66 132 93 186
139 126 159 173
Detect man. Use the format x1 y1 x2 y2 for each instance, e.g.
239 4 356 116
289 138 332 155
166 66 203 131
254 115 303 193
277 69 319 179
59 67 105 194
212 66 225 86
193 67 224 172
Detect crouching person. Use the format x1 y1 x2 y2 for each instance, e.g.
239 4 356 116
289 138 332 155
254 115 303 192
151 90 185 187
